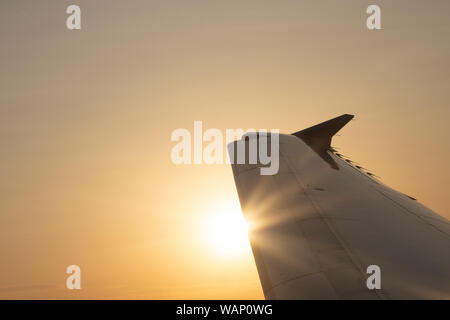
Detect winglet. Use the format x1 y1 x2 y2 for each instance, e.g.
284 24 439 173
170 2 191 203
292 114 354 154
292 114 354 170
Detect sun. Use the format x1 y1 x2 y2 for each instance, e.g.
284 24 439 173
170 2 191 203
205 202 251 256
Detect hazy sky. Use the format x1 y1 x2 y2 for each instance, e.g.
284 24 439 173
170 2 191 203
1 0 449 299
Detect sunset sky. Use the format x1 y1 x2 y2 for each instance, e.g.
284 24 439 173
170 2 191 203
1 0 449 299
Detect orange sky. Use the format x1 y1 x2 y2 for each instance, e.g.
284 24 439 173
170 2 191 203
0 0 449 299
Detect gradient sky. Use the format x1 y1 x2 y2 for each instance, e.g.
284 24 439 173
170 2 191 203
1 0 449 299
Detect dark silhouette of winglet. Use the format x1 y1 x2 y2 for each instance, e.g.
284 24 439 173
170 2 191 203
292 114 354 170
292 114 354 154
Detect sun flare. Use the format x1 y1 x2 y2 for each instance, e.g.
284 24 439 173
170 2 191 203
205 202 251 256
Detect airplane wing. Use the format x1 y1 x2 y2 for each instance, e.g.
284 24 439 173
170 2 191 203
228 114 450 299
